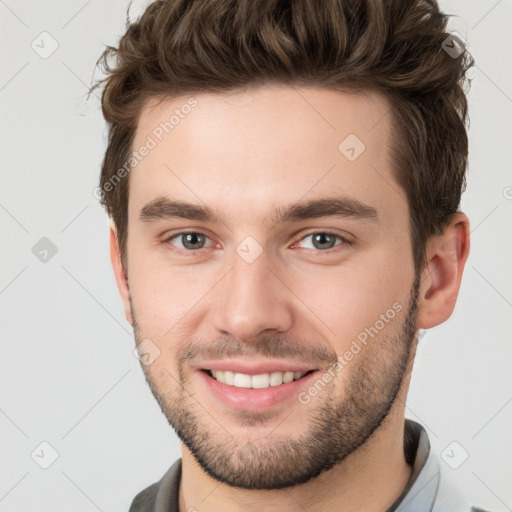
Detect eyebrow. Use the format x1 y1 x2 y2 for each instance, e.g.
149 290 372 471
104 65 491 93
139 196 379 227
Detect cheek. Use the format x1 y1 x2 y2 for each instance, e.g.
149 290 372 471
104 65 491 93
290 260 410 349
128 247 213 339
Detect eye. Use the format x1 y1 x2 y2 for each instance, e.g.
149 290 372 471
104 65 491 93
163 230 351 255
165 231 214 252
294 231 349 252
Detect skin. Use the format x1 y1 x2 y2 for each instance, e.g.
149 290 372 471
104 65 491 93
109 85 470 512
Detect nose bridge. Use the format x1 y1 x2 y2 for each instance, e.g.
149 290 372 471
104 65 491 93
211 244 293 341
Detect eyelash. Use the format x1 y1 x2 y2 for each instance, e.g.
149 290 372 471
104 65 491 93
163 230 352 256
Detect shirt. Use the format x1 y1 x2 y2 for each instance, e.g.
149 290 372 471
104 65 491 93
128 419 492 512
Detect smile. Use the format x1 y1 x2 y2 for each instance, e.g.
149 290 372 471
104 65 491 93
204 369 316 389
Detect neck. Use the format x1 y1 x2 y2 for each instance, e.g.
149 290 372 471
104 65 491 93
178 403 412 512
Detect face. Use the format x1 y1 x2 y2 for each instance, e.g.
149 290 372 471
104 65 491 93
122 85 420 489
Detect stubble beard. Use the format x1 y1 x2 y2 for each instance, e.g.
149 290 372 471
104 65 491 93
131 276 420 490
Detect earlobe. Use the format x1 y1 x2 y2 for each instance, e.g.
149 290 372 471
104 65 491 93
109 221 133 326
416 213 470 329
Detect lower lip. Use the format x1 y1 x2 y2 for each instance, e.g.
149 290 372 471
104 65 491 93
198 370 319 411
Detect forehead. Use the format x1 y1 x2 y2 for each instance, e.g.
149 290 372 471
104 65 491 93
129 85 404 225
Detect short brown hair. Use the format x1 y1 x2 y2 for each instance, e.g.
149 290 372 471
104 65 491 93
91 0 474 274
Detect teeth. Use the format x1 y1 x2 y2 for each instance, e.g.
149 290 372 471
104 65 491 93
223 370 234 385
269 372 284 386
233 372 252 388
210 370 307 388
251 373 270 388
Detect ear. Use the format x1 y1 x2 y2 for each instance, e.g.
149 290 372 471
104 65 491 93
109 220 133 325
416 213 470 329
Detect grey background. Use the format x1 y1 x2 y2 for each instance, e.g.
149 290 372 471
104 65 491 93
1 0 511 510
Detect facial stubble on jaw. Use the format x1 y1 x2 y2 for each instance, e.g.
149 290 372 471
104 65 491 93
130 275 420 490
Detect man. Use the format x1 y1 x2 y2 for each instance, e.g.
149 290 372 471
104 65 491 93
92 0 489 510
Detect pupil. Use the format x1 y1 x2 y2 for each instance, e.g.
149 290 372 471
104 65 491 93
314 233 335 249
184 233 204 249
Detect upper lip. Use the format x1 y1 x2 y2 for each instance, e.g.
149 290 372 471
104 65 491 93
196 360 318 375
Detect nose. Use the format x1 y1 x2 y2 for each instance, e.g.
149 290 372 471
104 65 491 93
210 248 294 344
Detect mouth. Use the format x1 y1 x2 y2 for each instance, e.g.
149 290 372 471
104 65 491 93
202 369 317 389
198 368 320 412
